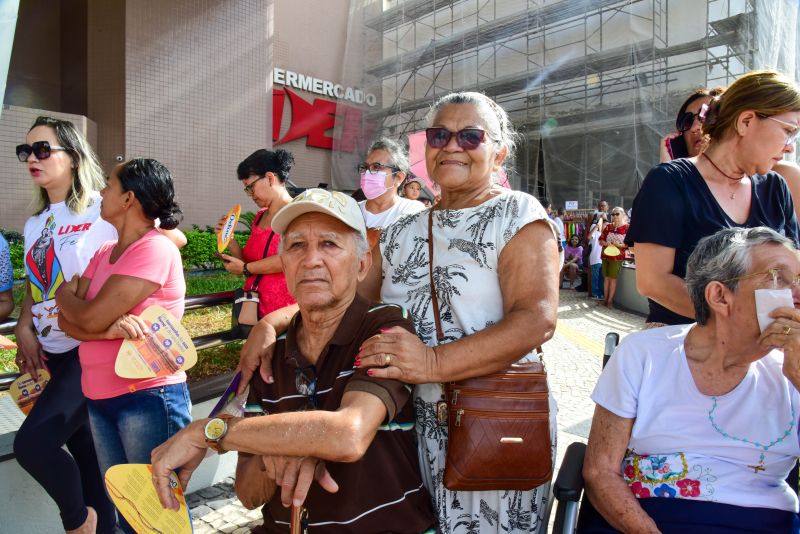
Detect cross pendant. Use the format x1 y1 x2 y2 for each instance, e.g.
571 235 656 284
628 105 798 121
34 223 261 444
747 463 765 473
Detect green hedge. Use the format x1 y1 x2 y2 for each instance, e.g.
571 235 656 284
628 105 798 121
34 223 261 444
181 230 248 270
2 227 253 274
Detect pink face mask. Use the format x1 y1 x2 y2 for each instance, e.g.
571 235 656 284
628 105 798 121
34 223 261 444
360 171 391 200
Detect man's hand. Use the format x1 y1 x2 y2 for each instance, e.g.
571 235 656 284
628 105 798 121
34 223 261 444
151 420 210 510
262 456 339 508
237 321 278 394
235 454 276 509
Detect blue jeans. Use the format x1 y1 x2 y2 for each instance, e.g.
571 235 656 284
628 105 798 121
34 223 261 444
591 263 604 298
87 382 192 534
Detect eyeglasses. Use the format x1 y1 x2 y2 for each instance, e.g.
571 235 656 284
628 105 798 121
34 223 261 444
243 175 266 195
293 360 318 410
722 268 800 290
676 110 704 133
762 116 800 146
16 141 69 162
611 212 623 217
425 127 497 150
357 162 400 174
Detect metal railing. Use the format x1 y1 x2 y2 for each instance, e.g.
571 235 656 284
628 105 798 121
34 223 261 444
0 291 242 391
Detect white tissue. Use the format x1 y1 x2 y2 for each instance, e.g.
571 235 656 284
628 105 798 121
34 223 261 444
754 288 794 333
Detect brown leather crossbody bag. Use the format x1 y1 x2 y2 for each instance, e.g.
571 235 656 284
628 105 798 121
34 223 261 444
427 210 553 491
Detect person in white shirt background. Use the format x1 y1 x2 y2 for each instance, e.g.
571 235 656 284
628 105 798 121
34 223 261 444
357 138 425 247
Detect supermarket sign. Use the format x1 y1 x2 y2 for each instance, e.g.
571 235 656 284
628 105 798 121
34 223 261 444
271 68 377 152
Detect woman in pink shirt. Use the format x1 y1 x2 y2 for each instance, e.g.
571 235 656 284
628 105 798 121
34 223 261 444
56 158 190 534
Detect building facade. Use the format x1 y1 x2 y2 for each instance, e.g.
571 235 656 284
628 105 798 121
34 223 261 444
2 0 797 230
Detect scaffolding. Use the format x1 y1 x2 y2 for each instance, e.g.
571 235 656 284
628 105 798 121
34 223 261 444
347 0 758 208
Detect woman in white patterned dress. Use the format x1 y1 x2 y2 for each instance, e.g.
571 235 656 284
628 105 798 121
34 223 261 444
356 92 561 533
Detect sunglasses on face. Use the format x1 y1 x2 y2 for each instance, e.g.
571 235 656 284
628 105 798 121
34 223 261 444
611 212 623 217
16 141 69 162
357 162 400 174
425 127 496 150
676 110 704 133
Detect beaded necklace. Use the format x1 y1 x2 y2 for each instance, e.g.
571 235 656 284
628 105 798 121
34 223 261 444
708 396 796 473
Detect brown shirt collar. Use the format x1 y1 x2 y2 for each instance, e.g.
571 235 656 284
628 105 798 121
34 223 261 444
283 293 370 367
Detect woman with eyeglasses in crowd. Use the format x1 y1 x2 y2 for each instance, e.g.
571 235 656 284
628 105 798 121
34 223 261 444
12 117 185 534
627 70 800 327
357 137 425 246
54 158 191 534
215 149 296 320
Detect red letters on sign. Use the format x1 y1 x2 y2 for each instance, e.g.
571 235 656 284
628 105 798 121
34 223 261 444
272 88 374 153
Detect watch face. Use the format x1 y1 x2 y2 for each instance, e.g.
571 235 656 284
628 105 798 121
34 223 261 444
205 418 227 440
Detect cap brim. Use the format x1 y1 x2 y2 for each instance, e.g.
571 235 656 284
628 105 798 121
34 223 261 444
272 201 367 239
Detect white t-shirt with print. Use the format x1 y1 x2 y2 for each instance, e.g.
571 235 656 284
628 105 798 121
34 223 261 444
23 192 117 353
358 197 424 229
592 324 800 512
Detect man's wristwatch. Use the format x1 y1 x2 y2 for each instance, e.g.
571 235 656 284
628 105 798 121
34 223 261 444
204 414 235 454
242 263 252 277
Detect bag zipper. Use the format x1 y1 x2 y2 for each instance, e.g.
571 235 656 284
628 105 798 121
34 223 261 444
453 407 549 427
451 389 547 405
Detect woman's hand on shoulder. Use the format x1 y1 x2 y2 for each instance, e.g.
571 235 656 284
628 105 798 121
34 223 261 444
237 320 278 392
356 326 439 383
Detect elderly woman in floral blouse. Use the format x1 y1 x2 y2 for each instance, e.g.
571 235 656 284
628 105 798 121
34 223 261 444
583 226 800 533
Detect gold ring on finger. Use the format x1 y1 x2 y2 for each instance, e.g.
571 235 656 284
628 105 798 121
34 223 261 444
784 325 792 336
385 353 391 366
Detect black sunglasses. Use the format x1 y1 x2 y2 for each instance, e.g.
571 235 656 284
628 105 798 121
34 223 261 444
425 127 496 150
293 361 318 410
16 141 69 162
676 110 704 133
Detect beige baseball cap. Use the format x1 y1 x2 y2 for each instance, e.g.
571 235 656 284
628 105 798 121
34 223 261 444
271 188 367 239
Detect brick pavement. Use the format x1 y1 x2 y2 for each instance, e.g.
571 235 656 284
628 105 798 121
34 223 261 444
186 288 646 533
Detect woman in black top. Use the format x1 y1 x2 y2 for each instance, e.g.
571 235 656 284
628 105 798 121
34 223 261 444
627 70 800 325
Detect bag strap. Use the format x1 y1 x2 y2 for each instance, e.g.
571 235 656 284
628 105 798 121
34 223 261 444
247 229 275 291
427 210 445 343
427 209 544 355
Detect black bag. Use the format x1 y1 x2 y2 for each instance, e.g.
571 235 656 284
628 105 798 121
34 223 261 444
231 215 275 339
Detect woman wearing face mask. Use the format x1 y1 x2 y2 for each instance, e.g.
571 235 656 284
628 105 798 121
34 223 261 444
358 138 425 246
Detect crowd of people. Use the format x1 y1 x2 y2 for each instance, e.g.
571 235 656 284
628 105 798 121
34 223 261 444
2 68 800 533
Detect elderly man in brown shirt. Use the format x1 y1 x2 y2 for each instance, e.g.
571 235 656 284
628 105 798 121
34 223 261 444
151 189 436 533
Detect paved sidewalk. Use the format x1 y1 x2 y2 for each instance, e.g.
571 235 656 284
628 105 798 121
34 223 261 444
186 288 646 533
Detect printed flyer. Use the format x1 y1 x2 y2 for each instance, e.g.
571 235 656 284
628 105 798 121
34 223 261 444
115 306 197 379
217 204 241 253
9 369 51 415
105 464 193 534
